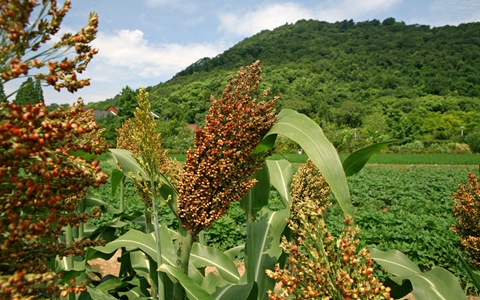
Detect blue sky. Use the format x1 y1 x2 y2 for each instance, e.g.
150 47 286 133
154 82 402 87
5 0 480 104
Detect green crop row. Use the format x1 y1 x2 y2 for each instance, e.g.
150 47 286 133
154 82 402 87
169 153 480 165
325 165 478 290
362 153 480 165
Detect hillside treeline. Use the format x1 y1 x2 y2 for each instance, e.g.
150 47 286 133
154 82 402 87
88 18 480 152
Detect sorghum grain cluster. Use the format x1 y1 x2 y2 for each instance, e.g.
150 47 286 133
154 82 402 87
267 161 392 299
177 61 279 235
0 101 107 298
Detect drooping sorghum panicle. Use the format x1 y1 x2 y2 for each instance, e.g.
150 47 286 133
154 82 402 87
177 60 279 235
0 101 107 298
452 172 480 268
267 160 392 299
0 1 99 93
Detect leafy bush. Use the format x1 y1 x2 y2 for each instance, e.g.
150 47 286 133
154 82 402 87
466 132 480 153
400 140 425 153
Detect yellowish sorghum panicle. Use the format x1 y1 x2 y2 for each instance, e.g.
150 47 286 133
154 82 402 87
116 88 183 207
131 88 164 179
266 161 392 300
177 61 279 235
290 159 331 226
452 172 480 268
116 119 139 154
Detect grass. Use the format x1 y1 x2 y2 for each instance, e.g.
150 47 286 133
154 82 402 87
169 152 480 166
363 153 480 165
266 153 480 166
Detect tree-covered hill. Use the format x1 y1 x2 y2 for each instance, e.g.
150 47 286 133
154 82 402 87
89 18 480 152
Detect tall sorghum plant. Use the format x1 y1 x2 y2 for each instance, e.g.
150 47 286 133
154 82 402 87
114 88 184 299
116 88 182 226
172 60 278 298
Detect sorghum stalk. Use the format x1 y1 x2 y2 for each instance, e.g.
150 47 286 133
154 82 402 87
119 176 125 212
65 224 74 270
131 88 167 299
151 179 166 300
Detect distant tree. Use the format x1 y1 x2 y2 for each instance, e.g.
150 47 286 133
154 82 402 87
387 111 418 142
89 18 480 149
362 112 389 141
45 102 68 112
0 81 6 103
34 78 44 102
334 100 365 128
116 86 138 121
13 78 44 105
382 17 396 26
96 114 118 147
465 132 480 153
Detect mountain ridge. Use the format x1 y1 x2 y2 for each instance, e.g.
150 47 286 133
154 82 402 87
89 18 480 149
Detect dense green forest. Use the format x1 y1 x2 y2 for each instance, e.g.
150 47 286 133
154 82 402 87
87 18 480 152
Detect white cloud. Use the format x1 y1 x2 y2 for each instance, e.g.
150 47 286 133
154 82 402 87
219 0 403 37
425 0 480 26
4 29 228 104
92 29 226 81
219 2 314 37
144 0 196 11
318 0 401 21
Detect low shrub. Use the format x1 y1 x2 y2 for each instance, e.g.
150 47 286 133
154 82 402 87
466 132 480 153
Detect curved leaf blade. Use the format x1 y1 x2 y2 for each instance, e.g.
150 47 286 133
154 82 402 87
213 283 253 300
201 271 253 300
224 245 244 261
370 248 466 300
266 159 292 208
342 140 395 176
110 169 125 196
88 228 176 266
245 208 289 297
240 163 270 219
265 109 352 216
456 248 480 290
158 264 214 300
95 277 127 292
84 287 119 300
107 149 148 179
190 243 241 283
